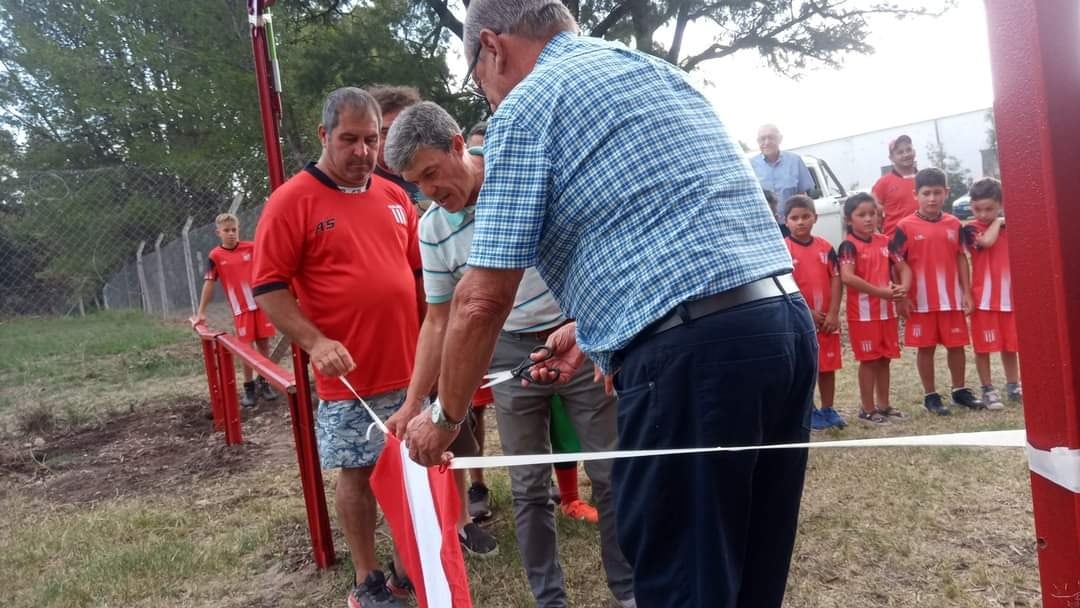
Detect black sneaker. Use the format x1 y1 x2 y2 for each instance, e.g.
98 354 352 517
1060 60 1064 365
347 571 400 608
257 377 278 401
240 382 257 409
384 561 414 599
1006 383 1023 403
468 482 492 522
459 522 498 557
924 393 951 416
951 387 986 410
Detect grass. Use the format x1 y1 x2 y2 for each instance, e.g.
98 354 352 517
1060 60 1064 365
0 313 1044 607
0 311 202 429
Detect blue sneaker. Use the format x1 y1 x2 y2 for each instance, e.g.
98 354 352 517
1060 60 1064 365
820 407 847 429
810 408 831 431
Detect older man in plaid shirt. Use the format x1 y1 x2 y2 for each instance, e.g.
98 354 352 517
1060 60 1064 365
402 1 818 606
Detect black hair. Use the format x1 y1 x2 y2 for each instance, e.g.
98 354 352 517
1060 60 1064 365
784 195 815 217
467 120 487 140
915 167 948 191
969 176 1003 203
762 189 779 214
843 192 877 233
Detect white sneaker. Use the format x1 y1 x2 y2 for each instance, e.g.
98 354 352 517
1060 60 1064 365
982 387 1005 411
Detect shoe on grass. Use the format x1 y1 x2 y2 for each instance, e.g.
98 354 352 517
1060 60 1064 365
257 377 278 401
821 407 847 428
981 386 1005 411
384 561 414 599
875 405 906 419
560 499 599 525
468 482 492 522
858 409 889 426
459 522 498 557
348 570 400 608
923 392 951 416
810 408 832 431
952 387 986 410
1006 382 1023 403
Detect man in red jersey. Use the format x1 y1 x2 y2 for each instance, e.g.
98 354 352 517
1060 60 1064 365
253 87 427 608
872 134 919 238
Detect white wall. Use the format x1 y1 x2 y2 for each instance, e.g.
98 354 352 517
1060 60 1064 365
789 109 994 192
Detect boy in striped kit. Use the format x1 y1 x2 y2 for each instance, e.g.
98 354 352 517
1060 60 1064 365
196 213 278 407
891 168 984 416
961 177 1022 409
784 195 845 430
838 193 911 425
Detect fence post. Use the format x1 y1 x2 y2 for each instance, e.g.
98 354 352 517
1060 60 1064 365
136 241 150 313
228 192 244 215
181 217 198 316
201 339 226 431
216 346 244 445
154 233 168 320
289 346 336 568
102 286 110 310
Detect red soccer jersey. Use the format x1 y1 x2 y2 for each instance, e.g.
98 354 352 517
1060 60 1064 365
205 241 258 317
963 220 1013 311
838 233 896 321
872 171 918 237
786 235 838 314
253 165 421 400
891 212 965 313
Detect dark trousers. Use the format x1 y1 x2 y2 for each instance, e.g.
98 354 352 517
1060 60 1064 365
612 294 817 607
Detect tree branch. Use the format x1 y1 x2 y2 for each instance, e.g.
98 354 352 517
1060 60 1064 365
421 0 463 40
589 1 632 38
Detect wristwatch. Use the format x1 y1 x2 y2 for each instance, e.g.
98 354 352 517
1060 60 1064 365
429 399 464 431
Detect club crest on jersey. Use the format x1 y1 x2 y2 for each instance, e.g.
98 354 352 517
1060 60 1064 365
947 230 957 242
242 252 252 262
819 252 828 264
880 247 889 257
388 204 407 225
914 233 926 241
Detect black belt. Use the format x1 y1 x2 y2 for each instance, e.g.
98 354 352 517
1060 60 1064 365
642 274 800 339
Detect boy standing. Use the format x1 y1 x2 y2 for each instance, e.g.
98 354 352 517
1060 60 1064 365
891 168 984 415
962 177 1022 408
784 195 845 430
196 213 278 407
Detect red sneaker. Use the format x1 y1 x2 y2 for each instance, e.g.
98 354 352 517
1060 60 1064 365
559 499 599 525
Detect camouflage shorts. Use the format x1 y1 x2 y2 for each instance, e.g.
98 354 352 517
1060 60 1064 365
315 389 405 469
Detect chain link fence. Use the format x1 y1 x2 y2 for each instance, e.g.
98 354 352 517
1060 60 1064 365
1 158 285 325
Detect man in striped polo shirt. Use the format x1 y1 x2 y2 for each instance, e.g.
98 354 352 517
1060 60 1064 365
383 101 635 608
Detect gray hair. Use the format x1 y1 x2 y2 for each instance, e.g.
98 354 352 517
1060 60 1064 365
464 0 577 64
384 101 462 174
321 87 381 136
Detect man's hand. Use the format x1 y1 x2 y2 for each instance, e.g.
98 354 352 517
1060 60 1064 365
191 313 206 325
309 337 356 377
404 409 458 467
386 397 424 438
962 292 973 316
593 366 616 396
822 311 839 334
527 322 586 385
896 299 910 320
811 309 827 329
888 282 908 301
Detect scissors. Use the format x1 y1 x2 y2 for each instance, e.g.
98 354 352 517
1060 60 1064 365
481 346 559 388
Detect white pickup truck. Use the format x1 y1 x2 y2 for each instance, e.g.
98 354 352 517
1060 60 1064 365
802 156 847 247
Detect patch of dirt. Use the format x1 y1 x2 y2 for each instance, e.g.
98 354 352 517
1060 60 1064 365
0 396 294 504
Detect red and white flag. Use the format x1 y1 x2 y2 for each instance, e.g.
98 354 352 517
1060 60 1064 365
370 434 472 608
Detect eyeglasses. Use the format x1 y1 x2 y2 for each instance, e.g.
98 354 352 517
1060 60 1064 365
461 32 499 102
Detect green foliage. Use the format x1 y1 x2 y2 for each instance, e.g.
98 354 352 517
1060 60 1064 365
926 144 972 208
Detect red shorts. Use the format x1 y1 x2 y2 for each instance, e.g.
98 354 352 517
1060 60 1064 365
971 310 1019 354
471 386 494 408
817 331 842 372
848 318 900 362
905 310 970 348
234 309 275 343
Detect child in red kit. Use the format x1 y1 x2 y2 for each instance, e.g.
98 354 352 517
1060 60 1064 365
891 168 984 416
961 177 1022 408
196 213 278 407
838 193 912 425
784 195 845 430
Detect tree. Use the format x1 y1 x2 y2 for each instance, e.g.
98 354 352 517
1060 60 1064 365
414 0 951 74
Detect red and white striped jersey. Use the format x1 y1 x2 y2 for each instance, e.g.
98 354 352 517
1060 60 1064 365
838 233 897 321
962 220 1013 311
891 213 965 313
786 235 839 314
205 241 258 317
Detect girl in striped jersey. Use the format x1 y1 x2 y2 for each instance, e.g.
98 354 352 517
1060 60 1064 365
838 193 912 425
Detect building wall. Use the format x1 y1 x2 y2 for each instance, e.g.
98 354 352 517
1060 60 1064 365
789 109 996 192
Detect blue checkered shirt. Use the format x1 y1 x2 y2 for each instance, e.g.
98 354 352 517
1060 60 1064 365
468 32 792 373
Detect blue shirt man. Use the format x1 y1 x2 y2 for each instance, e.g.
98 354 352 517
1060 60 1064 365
751 123 814 215
402 4 816 607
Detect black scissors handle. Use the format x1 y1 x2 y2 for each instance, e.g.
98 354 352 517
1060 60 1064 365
511 346 558 385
